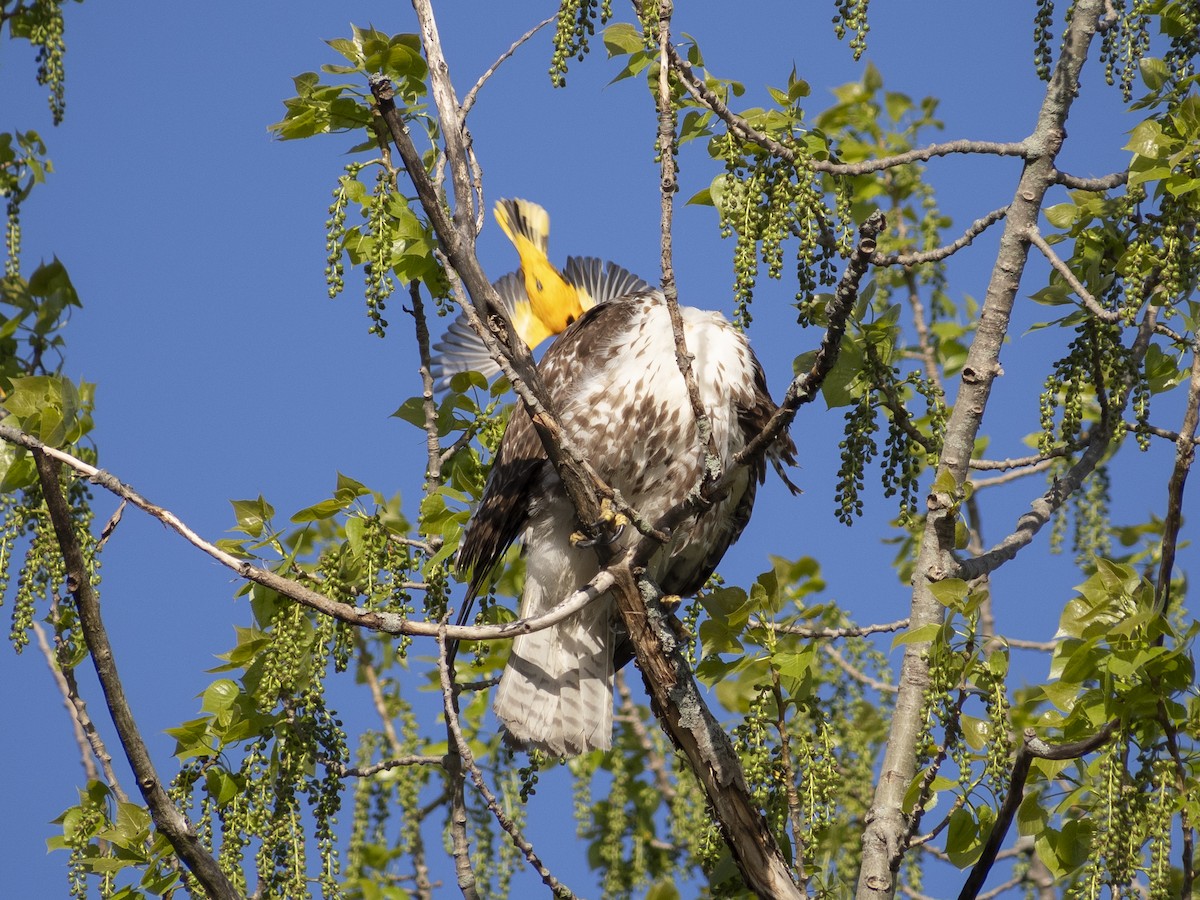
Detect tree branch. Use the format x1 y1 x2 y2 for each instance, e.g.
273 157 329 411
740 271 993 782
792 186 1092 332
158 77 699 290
32 451 240 900
955 307 1155 580
0 421 624 645
607 563 805 898
666 44 1027 176
857 4 1109 895
956 722 1118 900
1025 225 1120 324
1153 340 1200 616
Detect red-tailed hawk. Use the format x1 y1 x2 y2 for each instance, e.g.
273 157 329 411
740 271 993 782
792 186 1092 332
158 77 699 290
458 288 797 757
431 198 649 391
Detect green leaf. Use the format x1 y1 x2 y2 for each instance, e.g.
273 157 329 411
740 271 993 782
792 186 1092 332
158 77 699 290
1139 57 1168 91
1125 119 1166 158
1044 202 1078 229
929 578 969 608
604 22 644 57
946 806 986 867
1017 791 1048 837
892 622 941 648
230 496 274 538
201 679 240 718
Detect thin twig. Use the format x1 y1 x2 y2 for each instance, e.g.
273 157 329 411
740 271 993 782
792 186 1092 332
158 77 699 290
1026 225 1120 324
436 629 576 898
1153 341 1200 616
872 207 1009 267
31 620 104 789
461 16 555 116
409 280 444 488
330 755 446 778
776 617 910 639
822 644 897 694
655 0 723 494
666 43 1028 176
770 666 810 889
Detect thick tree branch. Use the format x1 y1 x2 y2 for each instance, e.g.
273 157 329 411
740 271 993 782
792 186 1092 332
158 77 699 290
857 4 1108 896
32 451 240 900
608 563 805 898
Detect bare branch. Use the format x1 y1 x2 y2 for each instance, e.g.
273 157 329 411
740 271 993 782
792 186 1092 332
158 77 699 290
331 755 446 778
776 617 910 639
822 644 898 694
1025 225 1120 323
32 451 239 900
656 1 723 488
409 280 445 488
461 15 555 116
968 457 1057 490
666 43 1027 175
872 207 1009 267
31 620 105 789
1052 168 1128 190
0 421 624 645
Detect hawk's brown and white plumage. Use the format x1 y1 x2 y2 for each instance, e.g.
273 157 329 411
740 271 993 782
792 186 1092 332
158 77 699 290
459 289 796 757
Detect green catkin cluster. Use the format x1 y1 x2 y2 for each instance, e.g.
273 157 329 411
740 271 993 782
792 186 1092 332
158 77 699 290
62 783 107 900
1033 0 1057 80
26 0 68 124
733 685 780 824
549 0 613 87
834 393 878 524
1100 2 1150 101
325 166 362 299
712 132 842 329
1072 733 1138 898
1038 320 1135 455
976 659 1014 799
1071 466 1112 564
790 701 839 874
364 169 395 336
341 736 378 884
831 0 870 60
1146 758 1175 900
880 405 922 526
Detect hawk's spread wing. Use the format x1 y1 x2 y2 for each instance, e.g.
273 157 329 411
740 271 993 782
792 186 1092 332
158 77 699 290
430 197 650 392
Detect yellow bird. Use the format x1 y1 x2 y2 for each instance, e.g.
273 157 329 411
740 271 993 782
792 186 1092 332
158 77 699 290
431 198 650 390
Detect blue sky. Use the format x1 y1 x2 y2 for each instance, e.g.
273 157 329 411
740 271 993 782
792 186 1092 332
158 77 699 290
2 2 1192 897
